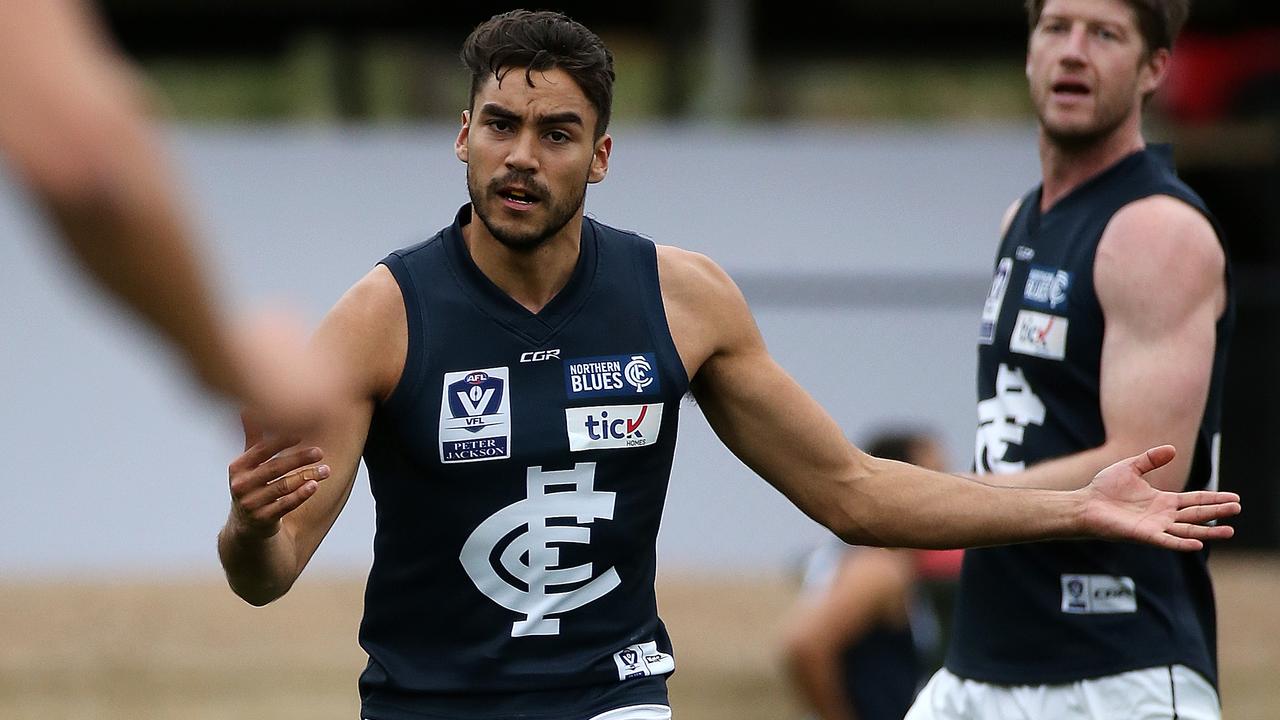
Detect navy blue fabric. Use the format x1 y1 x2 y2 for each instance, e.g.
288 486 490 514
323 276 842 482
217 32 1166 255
843 623 919 720
949 146 1232 687
358 206 688 719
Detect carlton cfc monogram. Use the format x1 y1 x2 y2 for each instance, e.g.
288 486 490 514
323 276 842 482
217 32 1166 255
459 463 621 637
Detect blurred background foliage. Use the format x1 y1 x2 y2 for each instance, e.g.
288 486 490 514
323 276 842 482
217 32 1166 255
99 1 1275 124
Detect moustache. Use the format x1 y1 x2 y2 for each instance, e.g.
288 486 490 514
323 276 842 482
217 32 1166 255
488 171 550 200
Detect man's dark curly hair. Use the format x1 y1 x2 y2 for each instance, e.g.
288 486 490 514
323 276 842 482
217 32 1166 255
461 10 616 139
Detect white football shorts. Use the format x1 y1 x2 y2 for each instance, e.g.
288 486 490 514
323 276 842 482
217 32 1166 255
905 665 1219 720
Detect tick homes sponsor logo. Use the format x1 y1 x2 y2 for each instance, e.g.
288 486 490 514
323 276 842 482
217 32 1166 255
1061 574 1137 614
979 258 1013 345
1009 310 1068 361
566 404 663 451
439 367 511 463
565 353 659 398
1023 266 1071 310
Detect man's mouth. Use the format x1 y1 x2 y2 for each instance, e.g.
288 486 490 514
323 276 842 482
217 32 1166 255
1051 80 1091 97
498 187 541 206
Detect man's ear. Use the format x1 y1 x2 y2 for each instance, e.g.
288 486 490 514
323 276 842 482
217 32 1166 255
455 110 471 163
1138 47 1171 98
588 134 612 184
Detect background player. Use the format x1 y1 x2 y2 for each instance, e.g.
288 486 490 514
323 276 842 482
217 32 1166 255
0 0 336 427
217 10 1239 720
783 430 963 720
908 1 1233 718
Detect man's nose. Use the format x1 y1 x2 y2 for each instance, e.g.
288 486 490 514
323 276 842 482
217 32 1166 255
505 129 540 173
1059 24 1089 67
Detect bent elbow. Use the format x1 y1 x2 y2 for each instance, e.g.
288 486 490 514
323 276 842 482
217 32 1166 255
228 578 291 607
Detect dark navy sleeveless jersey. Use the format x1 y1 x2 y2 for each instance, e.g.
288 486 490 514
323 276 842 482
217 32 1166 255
358 206 688 719
949 146 1233 686
843 620 919 720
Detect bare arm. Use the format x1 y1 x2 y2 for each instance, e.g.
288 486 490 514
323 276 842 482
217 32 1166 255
0 1 244 389
782 549 913 720
978 195 1226 492
0 1 346 427
217 266 406 604
658 246 1238 550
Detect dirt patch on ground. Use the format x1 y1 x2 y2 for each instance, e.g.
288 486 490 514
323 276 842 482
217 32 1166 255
1 553 1274 719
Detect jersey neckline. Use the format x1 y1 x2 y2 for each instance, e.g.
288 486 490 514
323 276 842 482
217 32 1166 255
1030 144 1174 227
443 204 599 345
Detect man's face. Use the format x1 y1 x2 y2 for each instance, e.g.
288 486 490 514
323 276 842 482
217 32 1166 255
1026 0 1168 148
456 67 611 251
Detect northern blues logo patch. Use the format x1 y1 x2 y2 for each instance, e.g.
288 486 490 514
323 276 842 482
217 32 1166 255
1023 266 1071 309
565 353 659 398
439 367 511 463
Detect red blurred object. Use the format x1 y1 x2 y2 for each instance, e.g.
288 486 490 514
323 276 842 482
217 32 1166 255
1161 28 1280 124
914 548 964 580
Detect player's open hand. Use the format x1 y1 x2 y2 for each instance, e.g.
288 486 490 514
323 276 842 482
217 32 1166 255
1080 445 1240 551
227 413 329 540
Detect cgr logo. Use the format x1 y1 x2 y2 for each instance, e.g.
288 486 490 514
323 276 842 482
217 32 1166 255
566 403 664 451
520 349 561 363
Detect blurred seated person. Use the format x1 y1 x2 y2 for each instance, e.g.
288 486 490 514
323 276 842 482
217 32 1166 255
783 431 963 720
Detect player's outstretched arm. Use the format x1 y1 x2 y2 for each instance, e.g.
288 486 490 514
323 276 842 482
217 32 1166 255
0 0 340 429
658 247 1239 550
218 266 406 605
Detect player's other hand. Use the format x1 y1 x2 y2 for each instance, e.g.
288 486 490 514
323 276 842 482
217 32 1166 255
1080 445 1240 551
227 413 329 540
225 309 349 435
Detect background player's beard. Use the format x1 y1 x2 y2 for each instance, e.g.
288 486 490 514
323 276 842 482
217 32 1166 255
468 166 589 252
1034 81 1137 154
1040 110 1129 153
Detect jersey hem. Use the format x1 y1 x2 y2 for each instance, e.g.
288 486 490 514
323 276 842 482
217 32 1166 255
360 679 671 720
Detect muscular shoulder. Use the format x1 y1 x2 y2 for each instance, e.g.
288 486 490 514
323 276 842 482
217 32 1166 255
1096 195 1226 327
316 264 407 402
655 245 758 378
655 244 741 306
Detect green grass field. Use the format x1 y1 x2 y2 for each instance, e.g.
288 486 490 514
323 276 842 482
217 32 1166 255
2 553 1275 719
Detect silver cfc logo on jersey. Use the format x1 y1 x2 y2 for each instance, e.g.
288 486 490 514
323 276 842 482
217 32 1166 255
459 463 621 637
